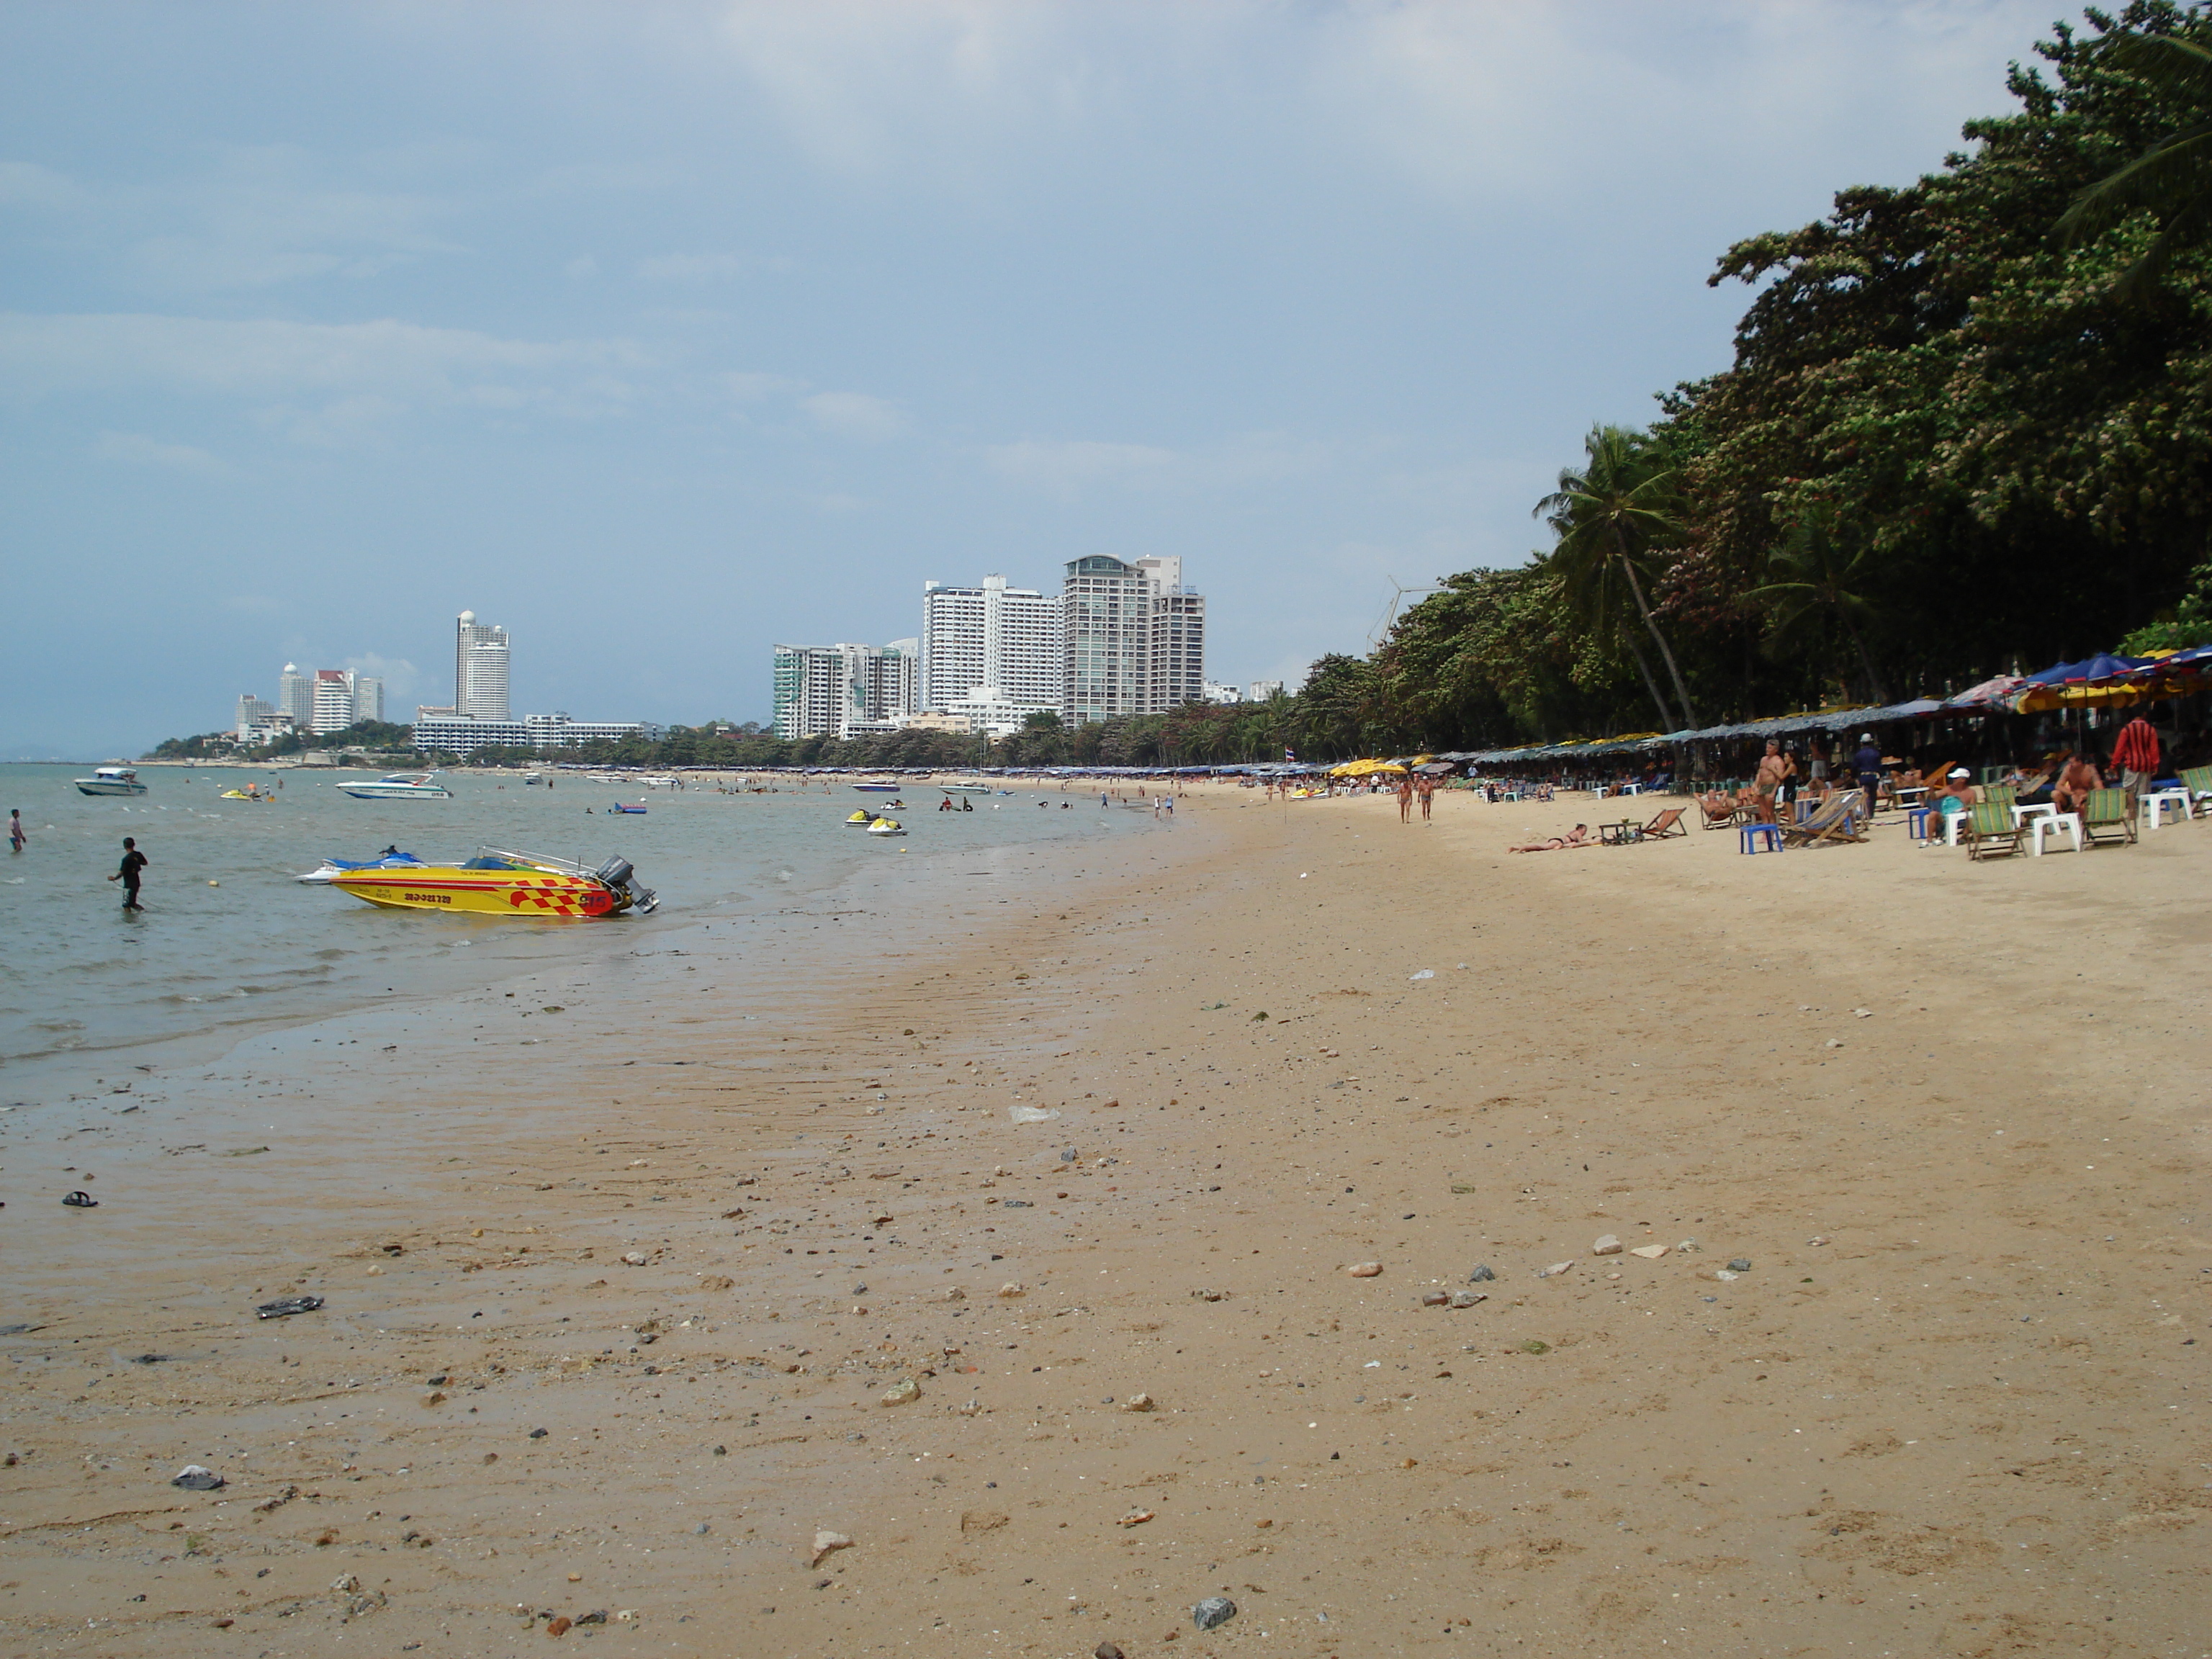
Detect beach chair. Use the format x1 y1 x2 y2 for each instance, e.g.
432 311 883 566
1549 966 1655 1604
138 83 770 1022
1697 791 1740 831
1960 801 2023 860
1637 806 1688 840
2079 787 2136 847
2181 765 2212 817
1980 783 2018 816
1778 789 1866 847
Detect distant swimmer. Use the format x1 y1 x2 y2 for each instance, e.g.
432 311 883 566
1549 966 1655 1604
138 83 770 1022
108 835 148 908
8 809 23 853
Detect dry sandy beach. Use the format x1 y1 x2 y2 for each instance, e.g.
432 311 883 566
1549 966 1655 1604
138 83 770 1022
1 785 2206 1658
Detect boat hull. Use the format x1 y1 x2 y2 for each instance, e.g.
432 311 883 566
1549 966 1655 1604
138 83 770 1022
338 784 453 799
328 867 627 917
75 781 148 796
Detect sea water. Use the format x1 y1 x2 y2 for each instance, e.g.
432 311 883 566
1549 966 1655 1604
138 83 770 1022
0 764 1154 1089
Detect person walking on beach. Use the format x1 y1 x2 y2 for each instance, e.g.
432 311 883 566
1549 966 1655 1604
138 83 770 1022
8 809 23 853
1395 774 1414 823
2110 715 2159 803
107 836 147 909
1416 773 1435 822
1852 734 1883 811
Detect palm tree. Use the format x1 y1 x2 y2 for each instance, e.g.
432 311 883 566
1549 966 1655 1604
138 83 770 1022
1535 425 1698 728
2056 23 2212 300
1745 509 1889 704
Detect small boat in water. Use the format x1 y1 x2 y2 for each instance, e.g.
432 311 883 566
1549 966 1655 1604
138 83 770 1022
611 801 647 814
296 849 426 885
75 767 148 797
939 782 993 794
845 809 876 827
853 781 902 793
865 816 907 837
338 771 454 801
323 847 657 917
523 772 544 786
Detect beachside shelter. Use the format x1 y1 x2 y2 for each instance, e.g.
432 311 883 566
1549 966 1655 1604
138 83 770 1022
1330 759 1408 778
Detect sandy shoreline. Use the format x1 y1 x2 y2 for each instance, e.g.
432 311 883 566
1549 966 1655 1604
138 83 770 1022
1 784 2206 1657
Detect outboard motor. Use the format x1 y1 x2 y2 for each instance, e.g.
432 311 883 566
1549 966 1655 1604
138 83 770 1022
595 855 658 915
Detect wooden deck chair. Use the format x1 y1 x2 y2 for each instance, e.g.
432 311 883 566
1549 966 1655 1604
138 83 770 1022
1778 788 1866 847
1961 800 2023 860
2080 787 2136 847
1638 806 1688 840
1696 791 1740 831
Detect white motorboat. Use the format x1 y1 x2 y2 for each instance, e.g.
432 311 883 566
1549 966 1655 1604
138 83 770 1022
338 771 454 801
939 782 994 794
74 767 148 797
523 772 544 786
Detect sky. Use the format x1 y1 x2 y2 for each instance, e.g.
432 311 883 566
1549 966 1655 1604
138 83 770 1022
1 0 2074 757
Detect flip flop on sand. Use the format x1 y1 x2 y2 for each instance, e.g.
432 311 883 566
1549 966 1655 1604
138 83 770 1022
254 1295 324 1319
61 1190 97 1208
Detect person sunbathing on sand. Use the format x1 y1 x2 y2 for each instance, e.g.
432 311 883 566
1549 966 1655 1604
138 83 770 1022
1508 823 1596 852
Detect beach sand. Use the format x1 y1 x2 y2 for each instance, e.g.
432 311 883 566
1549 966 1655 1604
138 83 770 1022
1 785 2206 1656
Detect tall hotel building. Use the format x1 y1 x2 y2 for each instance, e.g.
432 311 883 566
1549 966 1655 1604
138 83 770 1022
454 611 511 720
772 641 919 740
920 575 1064 736
1061 555 1205 724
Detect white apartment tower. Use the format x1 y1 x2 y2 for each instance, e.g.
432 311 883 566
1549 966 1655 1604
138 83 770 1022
772 641 918 741
1060 555 1206 724
310 669 355 734
455 611 511 720
276 664 313 727
351 675 385 725
921 575 1064 734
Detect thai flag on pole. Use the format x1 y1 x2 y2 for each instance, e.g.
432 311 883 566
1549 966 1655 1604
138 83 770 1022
1283 747 1296 763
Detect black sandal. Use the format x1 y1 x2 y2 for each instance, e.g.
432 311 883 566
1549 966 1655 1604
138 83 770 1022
62 1190 97 1208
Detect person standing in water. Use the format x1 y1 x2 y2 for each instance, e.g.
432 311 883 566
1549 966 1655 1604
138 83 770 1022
8 809 23 853
108 836 148 909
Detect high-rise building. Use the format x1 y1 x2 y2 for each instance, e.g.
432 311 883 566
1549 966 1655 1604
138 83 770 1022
351 675 385 725
921 576 1064 731
1248 679 1285 702
235 693 276 737
1060 555 1206 724
277 664 313 727
772 642 919 740
455 611 511 720
310 669 356 734
1203 681 1244 705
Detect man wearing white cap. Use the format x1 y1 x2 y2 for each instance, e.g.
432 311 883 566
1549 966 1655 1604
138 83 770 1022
1928 766 1977 832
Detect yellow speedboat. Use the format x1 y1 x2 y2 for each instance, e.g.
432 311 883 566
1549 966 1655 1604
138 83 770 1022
325 847 657 918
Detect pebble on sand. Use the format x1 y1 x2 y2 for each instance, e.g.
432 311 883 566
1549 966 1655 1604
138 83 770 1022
1468 1264 1496 1282
997 1282 1026 1298
1120 1393 1156 1412
1536 1261 1575 1278
1097 1644 1128 1659
1347 1262 1382 1277
878 1378 921 1406
1193 1595 1238 1630
1118 1509 1155 1526
1593 1234 1622 1255
809 1529 853 1567
1629 1244 1668 1259
620 1251 649 1267
1448 1290 1487 1309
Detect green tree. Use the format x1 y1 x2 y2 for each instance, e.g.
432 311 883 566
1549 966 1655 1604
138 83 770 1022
2057 14 2212 298
1743 507 1890 703
1536 424 1699 727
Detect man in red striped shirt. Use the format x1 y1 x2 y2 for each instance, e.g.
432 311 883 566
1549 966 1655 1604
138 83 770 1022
2110 716 2160 802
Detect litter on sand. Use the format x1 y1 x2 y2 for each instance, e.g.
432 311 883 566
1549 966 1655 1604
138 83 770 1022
1008 1105 1061 1124
62 1190 98 1208
255 1295 325 1319
171 1465 224 1491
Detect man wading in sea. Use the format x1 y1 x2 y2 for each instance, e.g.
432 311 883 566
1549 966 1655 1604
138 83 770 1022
107 835 147 909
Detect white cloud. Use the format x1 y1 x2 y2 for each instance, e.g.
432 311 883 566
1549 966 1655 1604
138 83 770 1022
637 251 786 282
802 390 905 439
986 437 1175 492
92 430 227 476
0 313 652 429
984 432 1322 495
725 370 807 401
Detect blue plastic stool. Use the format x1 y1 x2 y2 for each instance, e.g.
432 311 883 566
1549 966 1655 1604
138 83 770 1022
1906 806 1931 842
1739 822 1784 854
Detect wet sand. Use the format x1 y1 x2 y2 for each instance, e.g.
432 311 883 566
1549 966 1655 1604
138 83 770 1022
1 784 2206 1658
